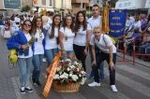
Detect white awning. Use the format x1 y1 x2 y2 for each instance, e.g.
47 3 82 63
145 0 150 8
115 0 146 9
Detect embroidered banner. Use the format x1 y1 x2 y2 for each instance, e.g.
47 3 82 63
109 9 126 37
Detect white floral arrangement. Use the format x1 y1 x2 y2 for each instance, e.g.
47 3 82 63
53 58 86 85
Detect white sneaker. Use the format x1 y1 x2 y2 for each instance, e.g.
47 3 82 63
88 81 101 87
42 58 47 62
110 85 118 92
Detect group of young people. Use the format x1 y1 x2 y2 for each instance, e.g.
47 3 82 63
6 4 118 94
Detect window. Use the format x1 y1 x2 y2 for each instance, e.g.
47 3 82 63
49 0 52 6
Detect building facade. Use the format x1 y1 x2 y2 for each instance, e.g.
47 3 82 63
72 0 90 14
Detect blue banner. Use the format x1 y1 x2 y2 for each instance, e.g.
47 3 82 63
109 10 126 37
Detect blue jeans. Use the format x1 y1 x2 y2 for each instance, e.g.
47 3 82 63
146 46 150 53
140 44 150 54
89 46 104 80
32 54 43 83
92 52 116 85
18 57 32 87
45 48 58 66
89 61 104 81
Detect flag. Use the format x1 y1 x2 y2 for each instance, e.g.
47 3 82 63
42 52 61 97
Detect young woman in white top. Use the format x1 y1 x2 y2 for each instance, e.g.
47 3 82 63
88 26 118 92
45 14 61 65
31 16 45 87
73 11 91 71
59 15 75 58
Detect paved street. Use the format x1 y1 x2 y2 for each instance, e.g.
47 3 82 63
0 36 150 99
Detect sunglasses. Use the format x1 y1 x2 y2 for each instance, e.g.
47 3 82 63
24 24 31 27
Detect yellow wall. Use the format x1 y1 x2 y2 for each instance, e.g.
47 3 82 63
55 0 62 9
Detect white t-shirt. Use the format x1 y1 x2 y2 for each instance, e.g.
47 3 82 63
88 15 102 32
48 17 52 25
14 17 20 23
90 34 116 53
18 33 33 58
59 27 75 51
74 24 91 46
134 20 141 29
45 27 59 50
43 23 50 30
33 30 45 55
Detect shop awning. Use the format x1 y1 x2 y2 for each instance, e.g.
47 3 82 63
115 0 146 9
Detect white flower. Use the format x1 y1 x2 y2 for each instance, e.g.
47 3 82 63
57 66 62 71
67 67 71 71
54 74 60 80
80 77 87 85
79 74 81 77
65 58 71 62
71 75 78 81
69 73 73 77
70 65 75 69
81 71 86 75
60 72 68 79
74 61 78 65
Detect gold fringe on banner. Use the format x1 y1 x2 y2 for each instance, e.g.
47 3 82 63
102 3 110 33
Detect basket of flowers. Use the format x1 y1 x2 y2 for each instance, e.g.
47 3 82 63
53 57 86 93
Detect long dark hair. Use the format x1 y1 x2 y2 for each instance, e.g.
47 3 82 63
62 14 74 31
74 11 87 33
31 16 43 35
50 14 61 38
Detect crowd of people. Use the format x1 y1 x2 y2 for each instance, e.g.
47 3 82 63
5 4 147 94
119 13 150 60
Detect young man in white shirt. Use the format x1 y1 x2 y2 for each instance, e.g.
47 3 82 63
88 27 118 92
88 4 104 81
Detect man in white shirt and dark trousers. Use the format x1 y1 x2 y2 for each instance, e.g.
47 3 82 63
88 4 104 81
88 26 118 92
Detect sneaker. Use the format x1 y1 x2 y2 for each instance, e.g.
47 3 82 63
20 87 26 94
33 81 41 87
110 85 118 92
42 58 47 62
25 87 33 93
88 81 101 87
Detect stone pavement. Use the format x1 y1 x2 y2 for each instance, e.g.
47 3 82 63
0 37 150 99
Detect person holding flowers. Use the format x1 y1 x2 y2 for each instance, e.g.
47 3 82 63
7 20 34 94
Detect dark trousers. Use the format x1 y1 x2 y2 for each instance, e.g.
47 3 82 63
73 44 86 71
92 51 116 85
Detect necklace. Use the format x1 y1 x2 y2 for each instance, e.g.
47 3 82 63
39 29 42 38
